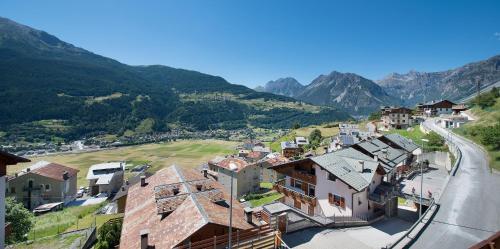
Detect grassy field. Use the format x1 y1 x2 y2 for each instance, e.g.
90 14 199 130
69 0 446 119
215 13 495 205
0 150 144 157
269 124 340 152
29 203 105 239
248 192 283 207
454 98 500 170
11 232 85 249
8 139 238 187
384 125 426 143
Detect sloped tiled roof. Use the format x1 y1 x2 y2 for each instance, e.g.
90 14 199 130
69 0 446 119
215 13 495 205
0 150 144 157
30 162 79 181
353 139 407 172
120 165 252 249
209 157 253 172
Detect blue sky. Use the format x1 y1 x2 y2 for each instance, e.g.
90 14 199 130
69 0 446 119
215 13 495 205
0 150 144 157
1 0 499 87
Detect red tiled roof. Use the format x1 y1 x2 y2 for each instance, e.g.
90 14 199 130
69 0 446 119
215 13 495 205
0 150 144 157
120 165 253 249
210 157 252 172
30 163 79 181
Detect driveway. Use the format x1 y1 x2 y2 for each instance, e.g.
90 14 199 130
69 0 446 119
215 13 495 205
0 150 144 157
410 119 500 248
283 218 413 249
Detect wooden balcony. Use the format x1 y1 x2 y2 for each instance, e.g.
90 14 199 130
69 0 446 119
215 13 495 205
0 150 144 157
273 180 317 206
290 171 316 185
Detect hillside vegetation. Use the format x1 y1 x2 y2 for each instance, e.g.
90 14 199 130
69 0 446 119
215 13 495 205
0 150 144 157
455 88 500 170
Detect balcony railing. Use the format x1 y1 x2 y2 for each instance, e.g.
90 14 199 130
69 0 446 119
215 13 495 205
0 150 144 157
368 182 395 204
273 180 317 206
290 171 316 185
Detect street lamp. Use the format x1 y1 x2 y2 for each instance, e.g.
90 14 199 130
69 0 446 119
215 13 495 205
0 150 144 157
228 162 238 249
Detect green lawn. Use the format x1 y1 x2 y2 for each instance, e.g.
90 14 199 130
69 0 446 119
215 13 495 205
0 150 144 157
11 232 85 249
29 203 105 240
248 192 283 207
384 126 426 143
260 182 273 189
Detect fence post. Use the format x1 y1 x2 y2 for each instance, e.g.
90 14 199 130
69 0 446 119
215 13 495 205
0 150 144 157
236 229 239 248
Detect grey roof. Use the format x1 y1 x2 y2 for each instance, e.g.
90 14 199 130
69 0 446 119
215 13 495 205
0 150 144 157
354 139 407 172
382 134 419 152
281 141 298 150
339 134 360 146
311 152 379 191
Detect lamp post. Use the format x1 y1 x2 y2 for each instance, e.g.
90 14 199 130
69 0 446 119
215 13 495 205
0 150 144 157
228 162 238 249
419 138 429 218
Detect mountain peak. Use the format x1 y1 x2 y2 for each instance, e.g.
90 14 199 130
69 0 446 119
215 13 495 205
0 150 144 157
259 77 304 97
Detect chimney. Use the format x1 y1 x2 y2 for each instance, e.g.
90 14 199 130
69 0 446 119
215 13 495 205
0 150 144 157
126 180 129 185
203 169 208 178
382 149 388 159
62 171 69 180
244 207 253 224
26 168 30 172
374 155 378 161
121 186 126 191
140 175 147 187
140 229 149 249
359 160 365 172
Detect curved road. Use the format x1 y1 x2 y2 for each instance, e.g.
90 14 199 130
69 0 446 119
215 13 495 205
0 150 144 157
410 119 500 249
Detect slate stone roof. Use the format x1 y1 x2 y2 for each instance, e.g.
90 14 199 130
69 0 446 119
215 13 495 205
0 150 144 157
120 165 253 249
311 152 379 191
381 134 419 153
353 139 407 172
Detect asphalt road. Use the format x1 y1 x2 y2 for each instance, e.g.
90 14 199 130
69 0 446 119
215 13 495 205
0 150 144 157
410 119 500 249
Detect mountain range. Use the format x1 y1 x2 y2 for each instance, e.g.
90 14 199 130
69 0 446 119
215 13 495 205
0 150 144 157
255 77 305 97
0 17 350 143
259 56 500 114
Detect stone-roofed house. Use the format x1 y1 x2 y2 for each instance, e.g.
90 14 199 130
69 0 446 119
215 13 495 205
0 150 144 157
417 99 455 117
281 141 302 158
208 156 260 197
381 106 413 129
258 153 289 183
6 161 79 210
120 165 254 249
270 149 393 218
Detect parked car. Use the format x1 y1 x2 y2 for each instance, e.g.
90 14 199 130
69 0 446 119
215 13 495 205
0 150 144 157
76 189 85 198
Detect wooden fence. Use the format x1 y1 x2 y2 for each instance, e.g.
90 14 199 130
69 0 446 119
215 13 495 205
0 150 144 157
174 224 275 249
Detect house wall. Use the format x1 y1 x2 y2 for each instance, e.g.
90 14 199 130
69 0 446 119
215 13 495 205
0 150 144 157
213 165 260 198
6 173 77 210
117 196 127 213
314 165 357 217
90 171 124 195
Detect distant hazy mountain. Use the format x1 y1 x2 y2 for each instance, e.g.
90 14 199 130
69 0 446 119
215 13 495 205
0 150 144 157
296 71 396 115
377 55 500 105
0 17 350 142
256 77 305 97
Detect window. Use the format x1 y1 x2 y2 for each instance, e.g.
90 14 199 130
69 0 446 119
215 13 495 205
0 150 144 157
45 184 51 192
308 185 315 197
328 193 345 209
294 180 302 190
327 173 336 181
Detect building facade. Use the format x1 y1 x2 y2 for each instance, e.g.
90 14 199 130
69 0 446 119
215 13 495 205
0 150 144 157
6 161 78 210
381 106 413 129
208 157 260 198
87 162 124 196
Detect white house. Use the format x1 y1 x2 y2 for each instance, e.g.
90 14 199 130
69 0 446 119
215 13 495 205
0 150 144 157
271 148 391 218
87 162 124 196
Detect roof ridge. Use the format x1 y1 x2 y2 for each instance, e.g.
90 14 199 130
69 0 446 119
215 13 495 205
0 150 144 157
172 165 209 223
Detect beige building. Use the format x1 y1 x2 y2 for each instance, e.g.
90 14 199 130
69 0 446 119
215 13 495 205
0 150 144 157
6 161 79 210
208 157 260 198
381 106 413 129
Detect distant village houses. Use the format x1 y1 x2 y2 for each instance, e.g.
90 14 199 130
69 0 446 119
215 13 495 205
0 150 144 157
381 106 413 129
417 100 455 117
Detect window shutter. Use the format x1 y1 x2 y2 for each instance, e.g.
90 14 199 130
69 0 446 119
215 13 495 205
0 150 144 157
328 193 333 204
340 197 345 209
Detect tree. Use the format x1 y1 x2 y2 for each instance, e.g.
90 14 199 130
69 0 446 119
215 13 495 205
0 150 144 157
5 197 34 243
95 220 123 249
309 129 323 147
292 122 301 130
424 131 444 148
368 111 381 121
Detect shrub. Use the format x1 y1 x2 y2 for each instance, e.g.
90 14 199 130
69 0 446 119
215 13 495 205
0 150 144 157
5 197 34 243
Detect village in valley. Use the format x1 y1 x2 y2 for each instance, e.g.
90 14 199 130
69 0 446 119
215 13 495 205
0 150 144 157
1 99 477 249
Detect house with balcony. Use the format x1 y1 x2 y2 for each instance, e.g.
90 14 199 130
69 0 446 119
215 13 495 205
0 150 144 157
281 141 302 158
270 148 393 218
7 161 79 210
381 106 413 130
417 99 455 117
207 156 260 198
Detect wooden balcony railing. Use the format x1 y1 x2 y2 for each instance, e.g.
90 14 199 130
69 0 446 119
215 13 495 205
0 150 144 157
273 180 317 206
290 171 316 185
